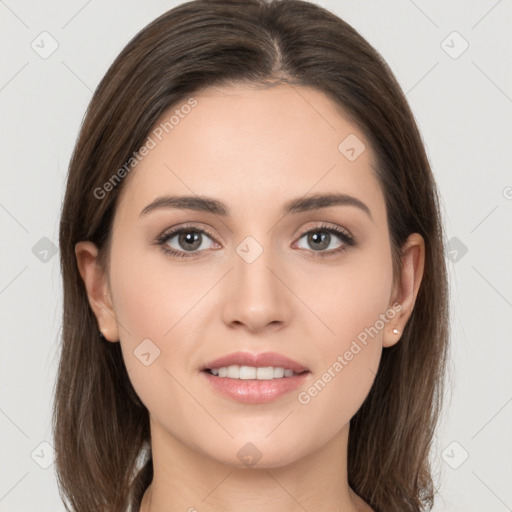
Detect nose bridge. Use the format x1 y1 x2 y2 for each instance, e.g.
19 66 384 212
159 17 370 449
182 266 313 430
234 232 281 298
221 232 290 330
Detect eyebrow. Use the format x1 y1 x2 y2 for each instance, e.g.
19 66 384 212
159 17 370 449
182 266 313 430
140 192 372 220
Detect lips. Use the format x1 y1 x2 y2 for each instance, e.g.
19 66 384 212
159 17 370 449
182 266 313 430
200 351 309 374
199 351 311 403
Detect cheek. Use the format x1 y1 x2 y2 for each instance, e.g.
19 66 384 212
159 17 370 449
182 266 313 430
109 233 207 344
291 246 393 434
295 238 394 350
113 263 172 341
108 246 213 419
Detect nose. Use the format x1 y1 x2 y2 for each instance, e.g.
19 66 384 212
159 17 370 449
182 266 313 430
221 241 292 333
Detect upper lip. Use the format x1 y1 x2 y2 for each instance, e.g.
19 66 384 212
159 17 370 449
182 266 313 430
201 351 309 373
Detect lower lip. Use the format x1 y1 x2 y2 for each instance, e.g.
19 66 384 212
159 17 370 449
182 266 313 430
201 370 310 404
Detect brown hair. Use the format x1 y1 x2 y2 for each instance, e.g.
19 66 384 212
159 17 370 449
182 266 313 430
54 1 449 510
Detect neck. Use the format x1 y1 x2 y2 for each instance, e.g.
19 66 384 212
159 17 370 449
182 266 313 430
139 419 371 512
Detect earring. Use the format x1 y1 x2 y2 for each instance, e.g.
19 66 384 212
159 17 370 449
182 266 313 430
392 328 400 335
99 327 107 339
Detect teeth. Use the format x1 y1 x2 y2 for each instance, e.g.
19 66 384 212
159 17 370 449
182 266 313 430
208 365 300 380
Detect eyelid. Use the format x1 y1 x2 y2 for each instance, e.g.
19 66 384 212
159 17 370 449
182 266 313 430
156 222 218 243
157 221 354 242
297 221 354 241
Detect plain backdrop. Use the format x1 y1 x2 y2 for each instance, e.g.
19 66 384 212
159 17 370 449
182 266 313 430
1 1 511 511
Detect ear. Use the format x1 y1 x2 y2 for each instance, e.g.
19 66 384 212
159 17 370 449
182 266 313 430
75 241 119 342
383 233 425 348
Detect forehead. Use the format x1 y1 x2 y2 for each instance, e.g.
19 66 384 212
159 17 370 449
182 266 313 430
116 83 386 223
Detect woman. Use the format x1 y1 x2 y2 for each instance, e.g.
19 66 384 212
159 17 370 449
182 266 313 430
54 0 449 511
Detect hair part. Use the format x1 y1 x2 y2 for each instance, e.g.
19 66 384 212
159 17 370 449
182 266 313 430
54 1 449 511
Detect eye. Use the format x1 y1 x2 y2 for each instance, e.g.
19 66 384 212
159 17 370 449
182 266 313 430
156 224 218 259
155 222 356 259
293 223 355 257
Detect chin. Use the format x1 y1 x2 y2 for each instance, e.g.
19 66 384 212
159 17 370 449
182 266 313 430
202 437 307 470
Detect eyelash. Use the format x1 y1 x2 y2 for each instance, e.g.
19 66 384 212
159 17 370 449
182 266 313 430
155 222 356 259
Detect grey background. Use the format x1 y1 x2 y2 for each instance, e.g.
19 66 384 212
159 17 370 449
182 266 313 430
1 1 511 511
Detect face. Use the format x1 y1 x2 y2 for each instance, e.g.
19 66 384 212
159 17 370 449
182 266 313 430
78 83 422 469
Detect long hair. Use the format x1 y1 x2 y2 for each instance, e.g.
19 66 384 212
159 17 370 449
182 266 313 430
54 1 449 510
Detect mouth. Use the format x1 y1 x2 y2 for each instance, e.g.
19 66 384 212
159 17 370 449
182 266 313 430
199 351 311 404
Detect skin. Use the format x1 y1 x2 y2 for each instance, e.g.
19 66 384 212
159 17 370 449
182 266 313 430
76 83 424 512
